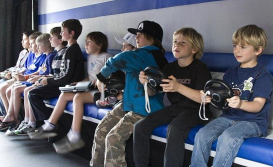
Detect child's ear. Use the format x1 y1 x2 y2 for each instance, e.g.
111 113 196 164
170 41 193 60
192 48 198 55
70 30 75 37
255 46 263 56
98 43 102 50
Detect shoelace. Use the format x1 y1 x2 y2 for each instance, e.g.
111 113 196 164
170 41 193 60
198 91 210 120
144 82 151 113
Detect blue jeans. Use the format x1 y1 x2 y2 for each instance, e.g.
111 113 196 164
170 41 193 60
191 117 262 167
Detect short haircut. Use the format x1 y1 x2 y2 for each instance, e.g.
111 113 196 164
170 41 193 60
62 19 82 40
173 28 204 59
86 31 108 53
36 33 52 49
50 27 68 46
23 30 36 37
29 32 42 40
232 25 268 52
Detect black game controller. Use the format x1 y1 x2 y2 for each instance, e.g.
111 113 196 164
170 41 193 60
105 77 125 95
144 66 167 93
204 79 233 110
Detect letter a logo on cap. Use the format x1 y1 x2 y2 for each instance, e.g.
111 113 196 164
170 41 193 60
138 23 144 30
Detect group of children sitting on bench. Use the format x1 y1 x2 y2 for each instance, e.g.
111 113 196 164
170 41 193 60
0 18 272 167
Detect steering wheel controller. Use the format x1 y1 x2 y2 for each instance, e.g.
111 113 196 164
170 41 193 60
204 79 233 110
144 66 167 93
104 78 125 95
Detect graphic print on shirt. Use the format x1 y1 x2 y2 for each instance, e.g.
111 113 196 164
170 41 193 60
54 58 70 80
41 63 47 73
243 77 253 91
231 77 254 101
28 64 37 70
177 79 191 85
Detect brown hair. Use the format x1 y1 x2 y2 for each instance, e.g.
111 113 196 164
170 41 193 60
62 19 82 40
86 31 108 53
29 32 42 40
50 27 68 46
144 33 165 55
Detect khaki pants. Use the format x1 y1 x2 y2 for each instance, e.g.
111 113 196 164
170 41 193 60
90 102 144 167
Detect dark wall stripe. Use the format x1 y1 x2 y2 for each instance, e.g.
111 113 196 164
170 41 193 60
39 0 222 25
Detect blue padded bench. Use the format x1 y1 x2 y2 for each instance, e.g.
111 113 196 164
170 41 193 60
45 51 273 167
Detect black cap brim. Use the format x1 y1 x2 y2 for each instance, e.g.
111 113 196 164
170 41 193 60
128 28 142 35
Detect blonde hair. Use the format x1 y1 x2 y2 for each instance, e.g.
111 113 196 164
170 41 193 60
232 25 268 53
36 33 52 50
173 27 204 59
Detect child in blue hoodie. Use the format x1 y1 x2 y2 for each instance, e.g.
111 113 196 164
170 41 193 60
90 21 168 167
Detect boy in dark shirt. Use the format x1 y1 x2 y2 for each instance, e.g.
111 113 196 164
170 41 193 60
27 19 85 126
134 27 211 167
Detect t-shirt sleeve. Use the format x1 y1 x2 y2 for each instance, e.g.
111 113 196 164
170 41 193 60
252 71 273 101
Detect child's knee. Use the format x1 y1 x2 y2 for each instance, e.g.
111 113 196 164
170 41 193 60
106 132 120 146
194 128 209 143
13 87 23 95
134 119 146 134
218 131 233 144
73 93 83 102
167 123 180 134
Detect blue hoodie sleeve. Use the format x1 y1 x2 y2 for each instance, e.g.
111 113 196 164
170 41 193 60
97 49 158 82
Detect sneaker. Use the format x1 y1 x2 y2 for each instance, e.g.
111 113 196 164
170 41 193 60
14 124 36 136
0 120 18 132
5 120 20 136
28 126 57 140
96 97 116 108
17 120 27 131
53 136 85 154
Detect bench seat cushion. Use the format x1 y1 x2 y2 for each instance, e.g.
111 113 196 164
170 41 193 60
45 97 273 166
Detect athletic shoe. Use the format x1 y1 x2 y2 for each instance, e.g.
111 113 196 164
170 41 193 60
5 120 20 136
96 97 116 108
28 126 57 140
53 136 85 154
8 120 27 136
17 120 27 131
0 120 19 131
14 124 36 136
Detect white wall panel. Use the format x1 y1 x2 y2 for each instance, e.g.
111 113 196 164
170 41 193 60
38 0 273 54
38 0 114 14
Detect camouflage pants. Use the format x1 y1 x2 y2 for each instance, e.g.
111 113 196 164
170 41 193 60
90 102 144 167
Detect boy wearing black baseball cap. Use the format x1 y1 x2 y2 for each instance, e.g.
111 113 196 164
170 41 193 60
90 20 168 167
128 20 163 42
